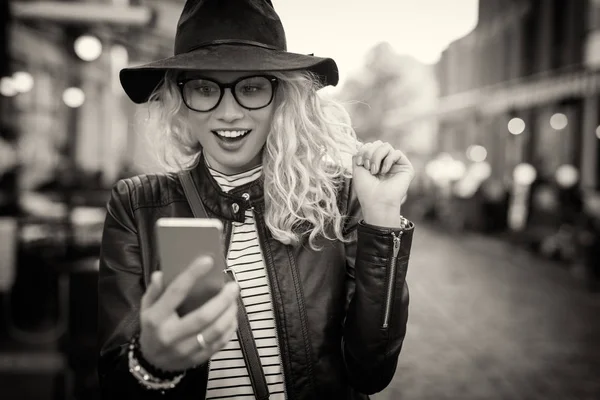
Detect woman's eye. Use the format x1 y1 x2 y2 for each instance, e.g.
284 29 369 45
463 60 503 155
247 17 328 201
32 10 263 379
242 85 266 94
189 85 217 96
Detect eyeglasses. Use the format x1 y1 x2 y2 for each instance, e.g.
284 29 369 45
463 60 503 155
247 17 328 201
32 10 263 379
177 75 279 112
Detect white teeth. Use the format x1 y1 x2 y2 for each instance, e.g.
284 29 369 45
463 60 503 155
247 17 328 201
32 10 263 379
215 130 249 138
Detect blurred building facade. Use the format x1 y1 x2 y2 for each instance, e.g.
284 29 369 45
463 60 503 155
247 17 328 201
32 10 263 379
1 0 184 194
0 2 183 398
434 0 600 198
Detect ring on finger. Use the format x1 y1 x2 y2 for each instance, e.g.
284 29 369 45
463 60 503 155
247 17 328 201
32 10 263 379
196 332 208 351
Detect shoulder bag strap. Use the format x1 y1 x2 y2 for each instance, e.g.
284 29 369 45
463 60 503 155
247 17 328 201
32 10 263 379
179 170 270 400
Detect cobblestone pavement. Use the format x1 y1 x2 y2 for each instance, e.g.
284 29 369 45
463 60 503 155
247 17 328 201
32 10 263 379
373 225 600 400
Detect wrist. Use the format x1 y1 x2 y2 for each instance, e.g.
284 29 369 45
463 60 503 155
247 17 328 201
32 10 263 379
363 208 402 228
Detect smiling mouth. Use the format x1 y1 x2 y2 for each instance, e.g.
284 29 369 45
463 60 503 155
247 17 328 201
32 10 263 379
212 129 252 140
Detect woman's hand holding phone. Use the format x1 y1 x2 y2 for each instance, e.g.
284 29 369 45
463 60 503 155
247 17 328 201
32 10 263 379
138 255 239 372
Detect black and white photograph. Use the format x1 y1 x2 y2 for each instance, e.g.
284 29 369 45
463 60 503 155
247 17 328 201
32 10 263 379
0 1 599 399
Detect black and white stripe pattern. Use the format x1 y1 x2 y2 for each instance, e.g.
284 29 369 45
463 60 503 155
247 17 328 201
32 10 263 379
206 164 286 399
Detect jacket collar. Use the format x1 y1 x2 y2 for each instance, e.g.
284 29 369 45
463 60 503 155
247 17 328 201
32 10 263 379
188 152 265 222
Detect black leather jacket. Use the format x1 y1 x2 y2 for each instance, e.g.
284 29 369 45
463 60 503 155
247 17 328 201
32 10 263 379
98 155 413 399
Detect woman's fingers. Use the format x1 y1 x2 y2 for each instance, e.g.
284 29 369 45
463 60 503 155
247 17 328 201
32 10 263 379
177 300 240 366
149 256 215 320
388 149 415 178
170 281 239 342
141 271 164 311
209 310 239 353
358 141 377 170
368 143 394 175
355 141 397 175
355 142 372 167
381 149 404 175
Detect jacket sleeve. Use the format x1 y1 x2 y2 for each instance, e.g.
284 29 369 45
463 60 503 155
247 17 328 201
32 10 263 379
341 177 413 395
97 179 205 399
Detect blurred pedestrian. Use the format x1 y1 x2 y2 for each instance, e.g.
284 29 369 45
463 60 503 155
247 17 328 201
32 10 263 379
98 0 416 399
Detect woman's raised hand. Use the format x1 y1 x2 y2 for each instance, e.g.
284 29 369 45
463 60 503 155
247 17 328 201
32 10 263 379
138 256 239 372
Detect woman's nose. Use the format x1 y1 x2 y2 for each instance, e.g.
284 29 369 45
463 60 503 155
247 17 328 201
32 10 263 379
214 89 244 121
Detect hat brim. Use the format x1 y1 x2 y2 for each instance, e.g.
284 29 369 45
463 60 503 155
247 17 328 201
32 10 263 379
120 44 339 104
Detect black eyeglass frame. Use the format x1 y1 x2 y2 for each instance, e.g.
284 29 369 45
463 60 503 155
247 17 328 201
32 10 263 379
177 74 279 112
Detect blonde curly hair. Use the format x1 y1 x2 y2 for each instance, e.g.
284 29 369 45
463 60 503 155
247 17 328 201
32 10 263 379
143 70 360 250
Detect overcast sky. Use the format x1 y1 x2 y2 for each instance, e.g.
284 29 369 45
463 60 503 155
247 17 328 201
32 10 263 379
274 0 479 83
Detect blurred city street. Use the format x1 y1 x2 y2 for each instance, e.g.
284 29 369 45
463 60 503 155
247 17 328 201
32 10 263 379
375 224 600 400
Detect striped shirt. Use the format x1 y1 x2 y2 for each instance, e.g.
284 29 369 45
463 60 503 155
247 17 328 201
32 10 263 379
206 163 287 400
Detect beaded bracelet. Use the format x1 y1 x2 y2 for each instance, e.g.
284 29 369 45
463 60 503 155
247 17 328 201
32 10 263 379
128 335 186 390
130 335 186 380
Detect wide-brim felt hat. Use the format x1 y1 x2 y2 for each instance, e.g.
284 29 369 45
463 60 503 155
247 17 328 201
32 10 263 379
120 0 339 104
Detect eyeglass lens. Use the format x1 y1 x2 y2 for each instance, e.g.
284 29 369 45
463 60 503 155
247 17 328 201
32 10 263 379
182 76 274 111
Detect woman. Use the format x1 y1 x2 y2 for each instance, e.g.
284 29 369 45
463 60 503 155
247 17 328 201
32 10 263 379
98 0 415 399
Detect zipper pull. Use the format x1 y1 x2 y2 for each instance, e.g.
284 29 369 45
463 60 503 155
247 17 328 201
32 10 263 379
391 231 401 258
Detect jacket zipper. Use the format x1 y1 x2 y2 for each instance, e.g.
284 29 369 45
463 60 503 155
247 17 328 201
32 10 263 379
252 207 289 400
205 221 234 400
382 231 402 329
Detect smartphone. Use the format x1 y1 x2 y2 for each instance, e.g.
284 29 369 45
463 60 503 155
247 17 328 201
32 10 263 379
155 217 227 316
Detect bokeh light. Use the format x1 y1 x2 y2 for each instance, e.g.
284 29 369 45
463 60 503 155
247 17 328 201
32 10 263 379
508 118 525 135
555 164 579 188
62 87 85 108
12 71 34 93
466 145 488 162
471 161 492 180
0 76 17 97
446 159 467 181
550 113 568 130
513 163 537 185
74 35 103 62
